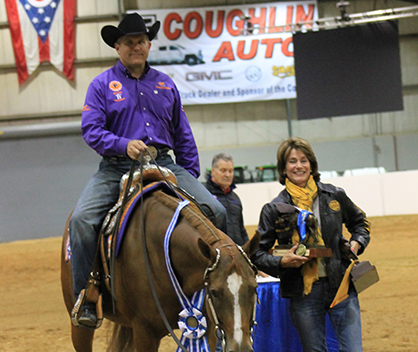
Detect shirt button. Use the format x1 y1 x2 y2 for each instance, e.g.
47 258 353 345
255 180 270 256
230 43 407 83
143 107 146 110
146 123 150 126
150 137 153 140
140 92 144 95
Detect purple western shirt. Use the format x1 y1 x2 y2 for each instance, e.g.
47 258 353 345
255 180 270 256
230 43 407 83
81 60 200 178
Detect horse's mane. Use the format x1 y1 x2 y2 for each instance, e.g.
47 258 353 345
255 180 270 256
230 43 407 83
152 189 222 246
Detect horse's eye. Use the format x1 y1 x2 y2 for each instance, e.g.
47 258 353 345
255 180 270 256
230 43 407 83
210 289 219 299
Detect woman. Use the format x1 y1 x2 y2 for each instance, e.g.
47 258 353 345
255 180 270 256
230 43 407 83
251 137 370 352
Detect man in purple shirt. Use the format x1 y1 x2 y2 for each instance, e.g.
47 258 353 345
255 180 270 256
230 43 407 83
69 13 226 328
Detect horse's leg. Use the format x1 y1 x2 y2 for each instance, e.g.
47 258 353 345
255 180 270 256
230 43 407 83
131 325 160 352
71 325 95 352
61 224 95 352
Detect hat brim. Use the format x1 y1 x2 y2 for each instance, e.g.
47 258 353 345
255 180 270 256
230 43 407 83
101 21 161 48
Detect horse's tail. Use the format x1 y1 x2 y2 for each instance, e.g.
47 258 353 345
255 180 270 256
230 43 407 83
106 323 134 352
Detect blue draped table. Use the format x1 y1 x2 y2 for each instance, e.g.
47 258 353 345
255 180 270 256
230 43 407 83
253 280 339 352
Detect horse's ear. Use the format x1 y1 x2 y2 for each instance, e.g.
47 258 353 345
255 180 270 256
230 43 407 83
242 230 260 257
306 214 320 239
198 238 216 261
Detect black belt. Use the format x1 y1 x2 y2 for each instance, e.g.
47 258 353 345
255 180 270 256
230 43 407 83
103 146 170 162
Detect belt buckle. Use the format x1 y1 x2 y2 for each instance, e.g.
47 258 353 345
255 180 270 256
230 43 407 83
147 146 158 159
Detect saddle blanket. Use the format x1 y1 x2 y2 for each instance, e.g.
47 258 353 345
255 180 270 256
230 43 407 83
64 181 180 261
114 181 180 256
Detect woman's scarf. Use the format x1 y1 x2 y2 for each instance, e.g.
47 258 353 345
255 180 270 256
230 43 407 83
286 175 325 295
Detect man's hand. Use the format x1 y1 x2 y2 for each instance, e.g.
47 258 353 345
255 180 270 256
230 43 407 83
280 243 310 268
126 140 148 160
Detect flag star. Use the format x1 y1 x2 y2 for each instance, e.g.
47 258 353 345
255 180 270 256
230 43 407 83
44 17 51 23
51 2 57 8
32 17 39 24
38 9 44 14
39 30 46 36
25 4 30 10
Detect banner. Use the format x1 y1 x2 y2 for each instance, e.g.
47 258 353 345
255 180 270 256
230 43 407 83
132 1 317 105
5 0 76 85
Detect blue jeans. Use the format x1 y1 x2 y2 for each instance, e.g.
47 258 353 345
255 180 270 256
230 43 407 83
289 280 362 352
69 155 226 298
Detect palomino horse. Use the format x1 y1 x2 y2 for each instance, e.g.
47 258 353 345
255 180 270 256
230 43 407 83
61 176 260 352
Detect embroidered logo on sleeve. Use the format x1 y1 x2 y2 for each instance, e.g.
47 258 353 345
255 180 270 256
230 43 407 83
82 105 91 112
155 81 170 90
329 200 341 211
109 80 125 102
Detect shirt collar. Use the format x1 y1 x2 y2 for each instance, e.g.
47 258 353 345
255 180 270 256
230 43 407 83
116 60 150 79
209 177 236 194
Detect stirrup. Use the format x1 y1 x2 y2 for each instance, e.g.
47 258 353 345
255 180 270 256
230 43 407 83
71 289 104 329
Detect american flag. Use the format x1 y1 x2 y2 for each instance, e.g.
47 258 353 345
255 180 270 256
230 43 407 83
5 0 76 85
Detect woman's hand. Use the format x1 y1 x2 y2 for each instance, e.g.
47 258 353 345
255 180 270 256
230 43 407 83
280 243 311 268
350 240 360 256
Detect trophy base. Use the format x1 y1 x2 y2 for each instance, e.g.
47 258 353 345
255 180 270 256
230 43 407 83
271 244 333 258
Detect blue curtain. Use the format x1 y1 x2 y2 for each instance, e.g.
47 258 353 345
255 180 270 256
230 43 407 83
253 281 339 352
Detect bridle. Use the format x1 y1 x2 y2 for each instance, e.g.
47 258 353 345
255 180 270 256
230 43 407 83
203 244 259 350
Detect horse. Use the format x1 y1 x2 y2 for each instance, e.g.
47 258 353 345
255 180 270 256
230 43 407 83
61 175 260 352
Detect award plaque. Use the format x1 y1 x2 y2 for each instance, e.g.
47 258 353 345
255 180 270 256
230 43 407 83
271 244 333 258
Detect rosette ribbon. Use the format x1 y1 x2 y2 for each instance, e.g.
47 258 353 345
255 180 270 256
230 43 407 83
164 199 210 352
297 209 313 242
178 306 208 339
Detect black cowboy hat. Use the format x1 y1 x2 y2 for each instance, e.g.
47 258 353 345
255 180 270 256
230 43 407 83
101 13 161 48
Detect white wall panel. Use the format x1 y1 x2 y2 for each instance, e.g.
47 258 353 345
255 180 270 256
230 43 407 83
0 66 105 117
0 1 7 22
77 0 119 17
0 28 14 65
237 119 284 145
392 95 418 133
0 73 17 115
202 104 239 147
381 170 418 215
400 39 418 86
292 117 333 141
76 23 104 59
134 0 275 10
77 22 119 59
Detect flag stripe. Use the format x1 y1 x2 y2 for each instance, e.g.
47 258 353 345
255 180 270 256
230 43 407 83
5 0 29 84
49 0 63 69
17 1 40 77
63 0 76 80
39 35 50 63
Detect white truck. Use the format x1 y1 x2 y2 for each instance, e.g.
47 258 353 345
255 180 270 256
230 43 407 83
148 44 204 66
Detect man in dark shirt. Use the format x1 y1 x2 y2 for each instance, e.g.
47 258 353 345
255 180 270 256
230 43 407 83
205 153 249 246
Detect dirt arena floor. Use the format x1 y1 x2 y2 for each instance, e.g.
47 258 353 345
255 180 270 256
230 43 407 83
1 214 417 352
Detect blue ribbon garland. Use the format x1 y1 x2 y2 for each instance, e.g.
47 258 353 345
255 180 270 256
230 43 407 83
163 199 210 352
297 210 313 242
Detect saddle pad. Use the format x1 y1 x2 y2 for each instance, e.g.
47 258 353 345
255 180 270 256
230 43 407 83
115 181 180 256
